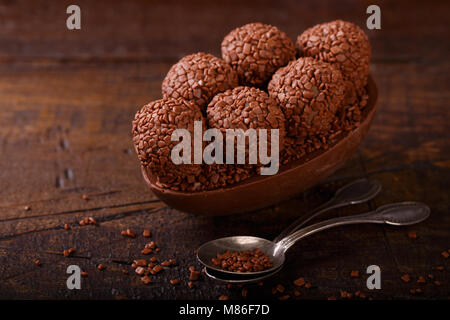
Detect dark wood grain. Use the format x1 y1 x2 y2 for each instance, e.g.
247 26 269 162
0 0 448 300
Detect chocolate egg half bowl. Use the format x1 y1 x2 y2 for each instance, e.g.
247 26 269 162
141 75 378 216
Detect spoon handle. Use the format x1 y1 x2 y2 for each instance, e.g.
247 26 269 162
276 201 430 252
273 199 340 243
273 179 382 242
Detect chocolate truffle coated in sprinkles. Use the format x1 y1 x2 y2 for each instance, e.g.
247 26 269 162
221 23 296 87
132 97 205 183
268 57 345 138
207 86 286 152
162 52 239 110
206 86 285 180
296 20 371 104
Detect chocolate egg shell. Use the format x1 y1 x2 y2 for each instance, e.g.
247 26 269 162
140 74 378 215
268 57 345 138
221 23 296 87
162 52 239 110
133 20 374 197
296 20 371 103
132 97 205 183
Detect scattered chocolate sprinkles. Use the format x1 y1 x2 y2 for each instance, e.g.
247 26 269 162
350 270 360 278
142 229 151 238
79 217 97 226
401 274 411 283
408 231 418 239
211 248 273 272
170 279 180 285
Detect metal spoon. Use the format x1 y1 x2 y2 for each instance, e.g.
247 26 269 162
198 202 430 281
199 178 381 280
203 178 381 283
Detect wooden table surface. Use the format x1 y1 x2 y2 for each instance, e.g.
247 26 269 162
0 0 448 300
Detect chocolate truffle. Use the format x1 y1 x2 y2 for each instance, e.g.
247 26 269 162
132 97 204 183
202 163 257 189
207 86 285 159
162 52 239 110
268 57 345 138
221 23 296 87
296 20 371 103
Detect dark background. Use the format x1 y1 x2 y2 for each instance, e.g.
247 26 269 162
0 0 448 299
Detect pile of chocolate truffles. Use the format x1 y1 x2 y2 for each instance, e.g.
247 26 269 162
132 20 371 192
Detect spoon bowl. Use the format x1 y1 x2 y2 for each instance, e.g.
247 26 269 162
204 265 283 284
141 75 378 216
197 235 283 276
